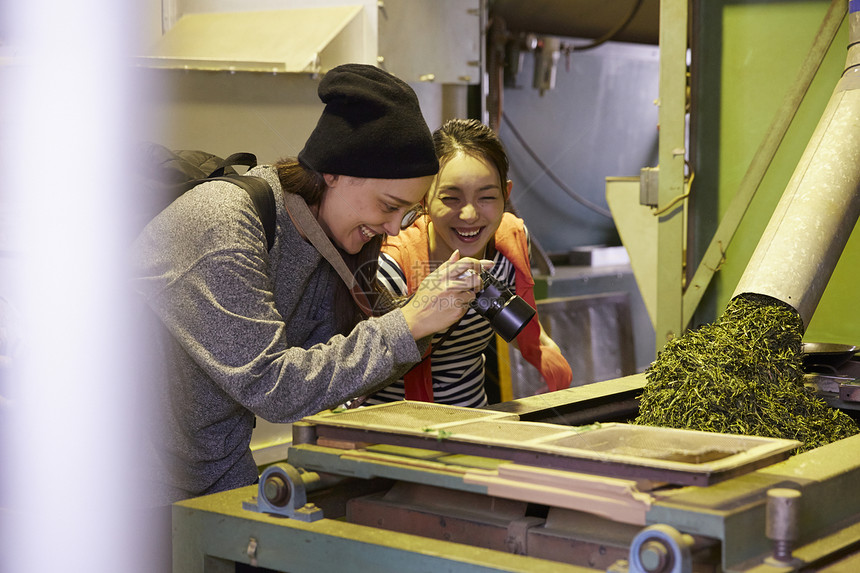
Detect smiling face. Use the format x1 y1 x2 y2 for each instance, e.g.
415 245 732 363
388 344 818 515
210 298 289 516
316 174 433 254
427 152 509 261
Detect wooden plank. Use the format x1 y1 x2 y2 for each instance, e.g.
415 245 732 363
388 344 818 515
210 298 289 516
463 469 650 525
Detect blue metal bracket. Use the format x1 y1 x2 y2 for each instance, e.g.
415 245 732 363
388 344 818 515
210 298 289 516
242 462 325 522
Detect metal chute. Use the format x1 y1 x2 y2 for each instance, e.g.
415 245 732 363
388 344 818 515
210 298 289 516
732 5 860 328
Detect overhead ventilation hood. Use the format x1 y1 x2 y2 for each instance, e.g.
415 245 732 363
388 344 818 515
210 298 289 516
136 5 364 73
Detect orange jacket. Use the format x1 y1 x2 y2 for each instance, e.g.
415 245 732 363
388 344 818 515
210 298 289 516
383 214 572 401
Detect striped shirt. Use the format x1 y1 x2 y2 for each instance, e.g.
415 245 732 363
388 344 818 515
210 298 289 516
366 250 517 408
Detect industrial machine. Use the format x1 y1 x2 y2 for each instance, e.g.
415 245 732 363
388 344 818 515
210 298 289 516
173 367 860 573
170 5 860 571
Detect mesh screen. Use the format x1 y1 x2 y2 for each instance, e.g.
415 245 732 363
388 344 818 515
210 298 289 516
435 420 577 442
548 425 754 463
307 402 795 472
323 402 505 430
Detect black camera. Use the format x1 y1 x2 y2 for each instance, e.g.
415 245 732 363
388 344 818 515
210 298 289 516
470 270 536 342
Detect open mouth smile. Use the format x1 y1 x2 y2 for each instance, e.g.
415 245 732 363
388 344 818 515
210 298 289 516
454 227 483 242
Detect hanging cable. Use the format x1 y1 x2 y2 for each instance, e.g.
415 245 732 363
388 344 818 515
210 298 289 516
570 0 644 52
652 161 694 216
501 112 613 219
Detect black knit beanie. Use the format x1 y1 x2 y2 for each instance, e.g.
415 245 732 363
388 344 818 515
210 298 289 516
298 64 439 179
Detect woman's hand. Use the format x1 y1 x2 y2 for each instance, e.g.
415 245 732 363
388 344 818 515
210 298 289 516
401 250 493 340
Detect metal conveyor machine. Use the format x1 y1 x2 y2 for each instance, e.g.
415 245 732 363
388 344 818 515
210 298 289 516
172 374 860 573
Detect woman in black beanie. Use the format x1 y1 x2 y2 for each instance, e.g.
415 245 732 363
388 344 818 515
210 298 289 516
131 64 491 506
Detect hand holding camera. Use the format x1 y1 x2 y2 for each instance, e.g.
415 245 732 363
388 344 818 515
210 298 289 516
402 250 493 340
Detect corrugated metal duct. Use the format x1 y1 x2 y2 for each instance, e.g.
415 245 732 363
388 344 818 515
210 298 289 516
733 4 860 328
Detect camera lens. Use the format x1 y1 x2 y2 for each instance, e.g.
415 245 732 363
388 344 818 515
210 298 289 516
470 270 536 342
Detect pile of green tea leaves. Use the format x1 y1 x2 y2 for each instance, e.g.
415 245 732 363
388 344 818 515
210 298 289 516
635 293 859 453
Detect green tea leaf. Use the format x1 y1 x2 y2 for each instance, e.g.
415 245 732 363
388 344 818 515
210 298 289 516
634 294 859 453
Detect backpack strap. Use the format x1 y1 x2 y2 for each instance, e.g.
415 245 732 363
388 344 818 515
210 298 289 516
208 152 259 178
211 175 277 251
281 192 374 317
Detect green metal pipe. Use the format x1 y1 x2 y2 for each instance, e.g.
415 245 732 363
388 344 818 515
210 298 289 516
732 6 860 328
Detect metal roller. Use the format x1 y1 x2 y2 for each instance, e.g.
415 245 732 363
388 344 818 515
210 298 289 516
627 524 694 573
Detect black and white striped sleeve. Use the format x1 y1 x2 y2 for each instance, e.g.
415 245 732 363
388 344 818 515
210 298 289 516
378 252 408 297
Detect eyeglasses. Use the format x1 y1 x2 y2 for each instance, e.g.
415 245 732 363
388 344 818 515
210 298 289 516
400 204 424 229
